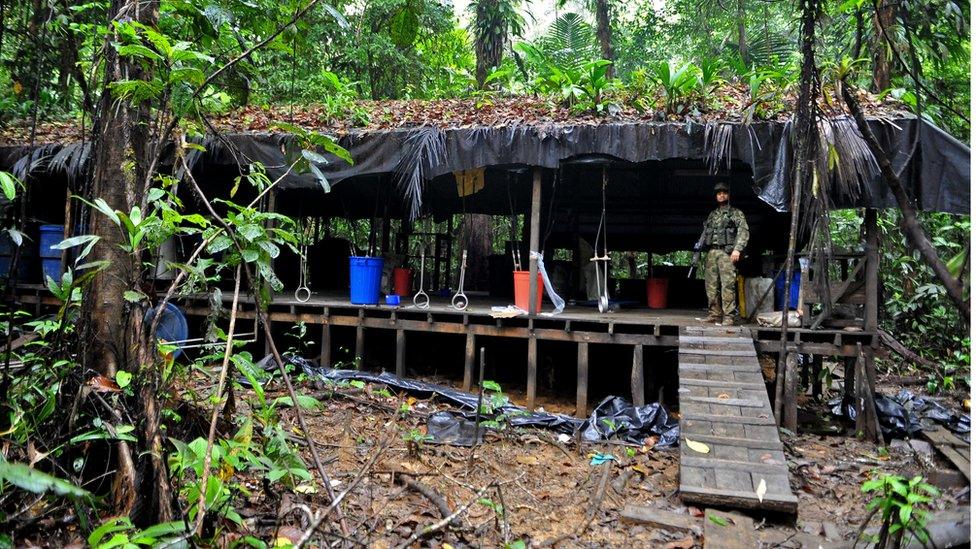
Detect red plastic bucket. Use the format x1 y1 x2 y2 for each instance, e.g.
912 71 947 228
393 267 412 297
513 271 543 312
646 277 669 309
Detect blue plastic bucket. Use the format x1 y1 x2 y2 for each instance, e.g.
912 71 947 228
39 225 64 259
144 302 189 358
349 256 384 305
774 270 802 310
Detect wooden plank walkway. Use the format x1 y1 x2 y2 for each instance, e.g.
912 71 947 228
678 325 798 514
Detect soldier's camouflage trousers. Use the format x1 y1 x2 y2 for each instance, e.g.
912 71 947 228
704 248 737 317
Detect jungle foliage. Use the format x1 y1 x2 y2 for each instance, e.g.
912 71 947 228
0 0 970 544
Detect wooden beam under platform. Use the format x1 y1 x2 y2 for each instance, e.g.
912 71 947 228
12 284 880 418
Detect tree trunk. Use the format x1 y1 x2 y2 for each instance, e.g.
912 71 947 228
841 82 970 318
777 0 819 429
461 214 492 290
736 0 749 64
852 7 864 59
594 0 615 77
474 0 505 87
84 0 171 524
871 3 893 92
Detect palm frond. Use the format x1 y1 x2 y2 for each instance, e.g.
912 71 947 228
704 122 735 174
819 117 878 202
539 13 598 71
747 24 795 69
394 127 446 220
48 143 92 184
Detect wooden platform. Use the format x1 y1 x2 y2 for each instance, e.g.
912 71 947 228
12 283 876 420
678 326 798 514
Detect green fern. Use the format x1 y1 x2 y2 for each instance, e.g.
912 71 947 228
538 13 598 71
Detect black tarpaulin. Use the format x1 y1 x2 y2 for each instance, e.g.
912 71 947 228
1 116 969 215
272 355 680 447
830 388 971 440
202 116 969 215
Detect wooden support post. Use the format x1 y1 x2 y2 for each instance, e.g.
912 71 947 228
527 169 542 315
863 209 880 390
811 354 824 399
320 308 331 367
631 344 645 406
855 343 882 442
800 354 810 390
355 326 365 369
783 352 798 431
842 355 855 410
463 332 476 391
395 329 406 377
576 341 589 417
527 337 537 409
381 216 391 255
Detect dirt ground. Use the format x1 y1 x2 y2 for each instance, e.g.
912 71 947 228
21 361 965 548
245 368 971 548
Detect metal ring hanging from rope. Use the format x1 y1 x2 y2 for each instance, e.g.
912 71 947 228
294 241 311 303
451 250 469 310
413 248 430 309
591 166 611 314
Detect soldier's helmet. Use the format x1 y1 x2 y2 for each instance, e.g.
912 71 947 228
714 182 730 193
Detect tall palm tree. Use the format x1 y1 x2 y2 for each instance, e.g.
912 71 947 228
468 0 525 87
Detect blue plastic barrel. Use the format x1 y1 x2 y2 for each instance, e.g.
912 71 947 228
0 232 30 280
143 302 189 358
39 225 64 259
349 256 384 305
41 258 62 282
774 270 802 310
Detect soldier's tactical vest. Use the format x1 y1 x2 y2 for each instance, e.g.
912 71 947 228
705 208 739 253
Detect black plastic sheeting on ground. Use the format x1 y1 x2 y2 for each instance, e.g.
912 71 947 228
269 355 679 447
830 389 970 441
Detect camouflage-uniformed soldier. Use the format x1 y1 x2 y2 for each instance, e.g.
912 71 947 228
698 182 749 325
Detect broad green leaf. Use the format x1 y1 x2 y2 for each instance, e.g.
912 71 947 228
52 234 98 251
88 517 133 547
116 370 133 389
272 395 320 409
707 513 728 526
301 149 328 164
92 198 121 226
130 521 188 544
0 460 90 499
207 235 234 254
481 380 502 392
117 43 164 61
122 290 144 303
899 505 912 525
310 163 330 193
0 171 20 201
238 224 264 242
389 6 419 47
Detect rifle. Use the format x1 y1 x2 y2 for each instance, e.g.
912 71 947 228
687 229 707 279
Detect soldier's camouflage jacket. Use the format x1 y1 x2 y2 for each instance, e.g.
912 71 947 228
702 205 749 254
